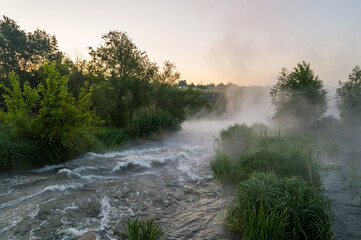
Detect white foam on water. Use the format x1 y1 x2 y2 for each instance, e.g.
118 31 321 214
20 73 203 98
72 166 98 173
57 202 79 214
31 163 68 173
0 184 83 210
29 205 39 219
1 216 23 233
86 151 123 159
42 184 84 193
0 188 14 197
29 228 42 240
80 175 120 181
62 227 92 239
99 196 111 230
57 168 82 178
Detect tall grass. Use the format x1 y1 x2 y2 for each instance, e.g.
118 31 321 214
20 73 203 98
124 218 165 240
0 125 72 172
216 123 255 156
131 105 179 137
226 173 333 240
211 124 320 185
95 127 132 148
0 136 67 172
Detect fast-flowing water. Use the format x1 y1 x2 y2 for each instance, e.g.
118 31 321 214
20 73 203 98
322 155 361 240
1 116 360 239
0 119 238 240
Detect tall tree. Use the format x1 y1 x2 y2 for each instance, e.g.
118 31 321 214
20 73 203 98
88 31 157 127
0 63 100 151
0 16 27 75
270 61 328 128
0 16 59 109
0 16 58 76
156 61 180 85
336 66 361 125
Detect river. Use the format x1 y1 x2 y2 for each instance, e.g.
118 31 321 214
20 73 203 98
1 116 360 239
0 119 238 240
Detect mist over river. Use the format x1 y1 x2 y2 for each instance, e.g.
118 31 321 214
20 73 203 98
0 119 240 240
1 112 360 239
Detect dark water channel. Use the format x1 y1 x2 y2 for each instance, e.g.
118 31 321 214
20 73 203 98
0 118 360 239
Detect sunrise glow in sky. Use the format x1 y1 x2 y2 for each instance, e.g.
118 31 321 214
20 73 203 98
2 0 361 86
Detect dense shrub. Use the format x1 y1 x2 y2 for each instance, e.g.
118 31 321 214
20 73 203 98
131 105 179 137
0 127 67 171
0 63 100 171
95 127 132 148
211 124 320 186
226 173 333 240
216 123 255 156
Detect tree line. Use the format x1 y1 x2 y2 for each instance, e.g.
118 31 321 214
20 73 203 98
0 16 207 171
270 61 361 130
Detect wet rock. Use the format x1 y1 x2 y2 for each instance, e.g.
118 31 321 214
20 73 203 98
113 229 127 238
76 231 97 240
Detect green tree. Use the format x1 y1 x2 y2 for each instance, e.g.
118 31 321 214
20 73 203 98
0 16 58 76
33 63 100 151
88 31 157 127
270 61 328 128
0 16 59 110
336 66 361 125
156 60 180 85
0 72 40 137
1 63 101 152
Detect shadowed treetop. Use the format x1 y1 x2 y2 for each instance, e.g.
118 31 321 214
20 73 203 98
270 61 328 128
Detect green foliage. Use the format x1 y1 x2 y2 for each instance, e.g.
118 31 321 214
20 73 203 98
270 61 328 128
0 72 40 137
153 83 207 122
0 125 66 171
0 63 101 171
226 173 333 240
88 31 157 127
336 66 361 125
242 201 288 240
210 153 235 183
217 123 255 156
0 16 58 87
0 19 207 171
95 127 132 148
32 63 101 151
131 105 179 137
124 218 165 240
212 123 320 185
88 31 207 128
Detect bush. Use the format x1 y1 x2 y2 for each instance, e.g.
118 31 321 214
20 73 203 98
0 63 101 171
211 124 320 186
226 173 333 240
131 105 179 137
216 124 255 156
95 127 131 148
124 218 165 240
0 127 67 172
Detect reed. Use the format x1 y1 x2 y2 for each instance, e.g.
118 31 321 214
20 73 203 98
131 105 179 137
226 173 334 240
124 218 165 240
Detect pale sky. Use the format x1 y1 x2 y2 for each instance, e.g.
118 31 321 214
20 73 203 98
1 0 361 86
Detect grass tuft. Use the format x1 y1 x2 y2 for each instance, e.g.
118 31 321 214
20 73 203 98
124 218 165 240
226 173 333 240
